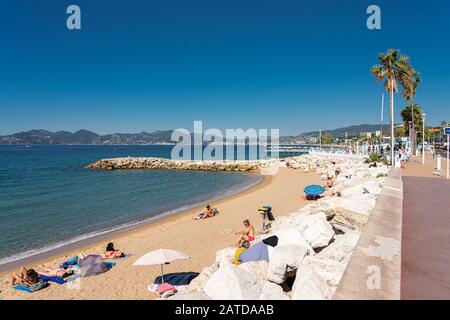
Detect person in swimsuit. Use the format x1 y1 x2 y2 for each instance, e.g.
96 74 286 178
326 176 334 189
102 242 125 259
11 267 39 287
193 205 216 220
38 267 73 279
234 220 255 247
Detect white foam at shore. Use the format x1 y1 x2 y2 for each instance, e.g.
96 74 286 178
0 174 262 270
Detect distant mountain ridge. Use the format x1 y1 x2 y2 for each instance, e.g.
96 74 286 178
300 124 387 138
0 129 175 145
0 124 388 145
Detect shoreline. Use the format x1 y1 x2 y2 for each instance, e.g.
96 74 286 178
0 166 320 300
0 172 266 274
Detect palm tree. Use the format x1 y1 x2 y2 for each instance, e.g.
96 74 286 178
400 69 421 152
400 103 423 137
371 49 412 165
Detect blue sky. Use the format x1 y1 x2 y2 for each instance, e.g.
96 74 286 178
0 0 449 135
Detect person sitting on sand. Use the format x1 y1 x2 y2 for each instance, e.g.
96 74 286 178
233 240 251 265
234 220 255 247
11 267 40 287
193 205 217 220
103 242 125 259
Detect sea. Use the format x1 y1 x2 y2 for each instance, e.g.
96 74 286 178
0 144 312 270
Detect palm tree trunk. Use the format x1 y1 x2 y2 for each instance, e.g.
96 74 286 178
411 101 415 154
390 79 395 166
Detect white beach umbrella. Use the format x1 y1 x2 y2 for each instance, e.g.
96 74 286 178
132 249 190 283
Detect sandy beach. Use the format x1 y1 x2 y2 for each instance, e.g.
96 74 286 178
0 167 320 300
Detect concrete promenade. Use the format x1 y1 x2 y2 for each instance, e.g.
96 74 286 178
334 167 403 300
401 155 450 299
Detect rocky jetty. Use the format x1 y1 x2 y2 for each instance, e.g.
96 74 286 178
86 157 270 172
168 154 390 300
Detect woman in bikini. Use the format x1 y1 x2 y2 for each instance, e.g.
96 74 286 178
103 242 125 259
234 220 255 247
11 267 40 287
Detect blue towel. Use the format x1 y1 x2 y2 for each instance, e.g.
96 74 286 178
238 242 269 263
13 281 48 293
60 256 78 269
39 275 66 284
13 284 33 293
154 272 199 286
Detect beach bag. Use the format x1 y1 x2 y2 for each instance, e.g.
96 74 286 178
157 283 177 294
60 256 78 269
28 280 48 292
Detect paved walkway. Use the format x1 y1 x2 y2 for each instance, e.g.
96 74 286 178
401 155 450 299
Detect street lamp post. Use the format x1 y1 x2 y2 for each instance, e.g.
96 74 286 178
422 113 427 165
408 121 412 155
319 130 322 152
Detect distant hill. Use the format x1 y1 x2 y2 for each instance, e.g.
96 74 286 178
0 124 395 145
301 124 390 138
0 129 175 145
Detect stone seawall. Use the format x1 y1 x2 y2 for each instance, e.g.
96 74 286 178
86 157 266 172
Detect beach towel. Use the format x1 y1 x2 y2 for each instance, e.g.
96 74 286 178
153 272 199 286
39 275 66 285
156 283 177 294
262 235 278 247
238 241 269 263
60 255 79 269
13 280 48 293
106 253 132 260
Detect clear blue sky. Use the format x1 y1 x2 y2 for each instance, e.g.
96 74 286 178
0 0 449 135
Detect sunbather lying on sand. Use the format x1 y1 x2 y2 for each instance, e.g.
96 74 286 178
78 242 125 260
103 242 125 259
193 205 218 220
39 267 74 278
234 220 255 247
11 267 40 287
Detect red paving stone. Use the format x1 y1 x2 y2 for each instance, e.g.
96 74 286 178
401 156 450 299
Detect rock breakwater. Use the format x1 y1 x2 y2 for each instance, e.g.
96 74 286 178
86 157 268 172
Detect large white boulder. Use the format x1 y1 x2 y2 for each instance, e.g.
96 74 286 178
237 261 268 283
340 185 365 198
298 212 335 249
302 255 346 288
267 244 309 284
266 228 314 258
259 282 290 300
215 247 236 267
336 194 376 215
318 231 361 262
185 263 219 293
203 264 264 300
362 180 382 195
291 263 330 300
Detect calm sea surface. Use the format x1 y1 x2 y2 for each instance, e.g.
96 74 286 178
0 145 266 266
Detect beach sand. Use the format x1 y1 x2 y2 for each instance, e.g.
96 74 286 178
0 167 319 300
